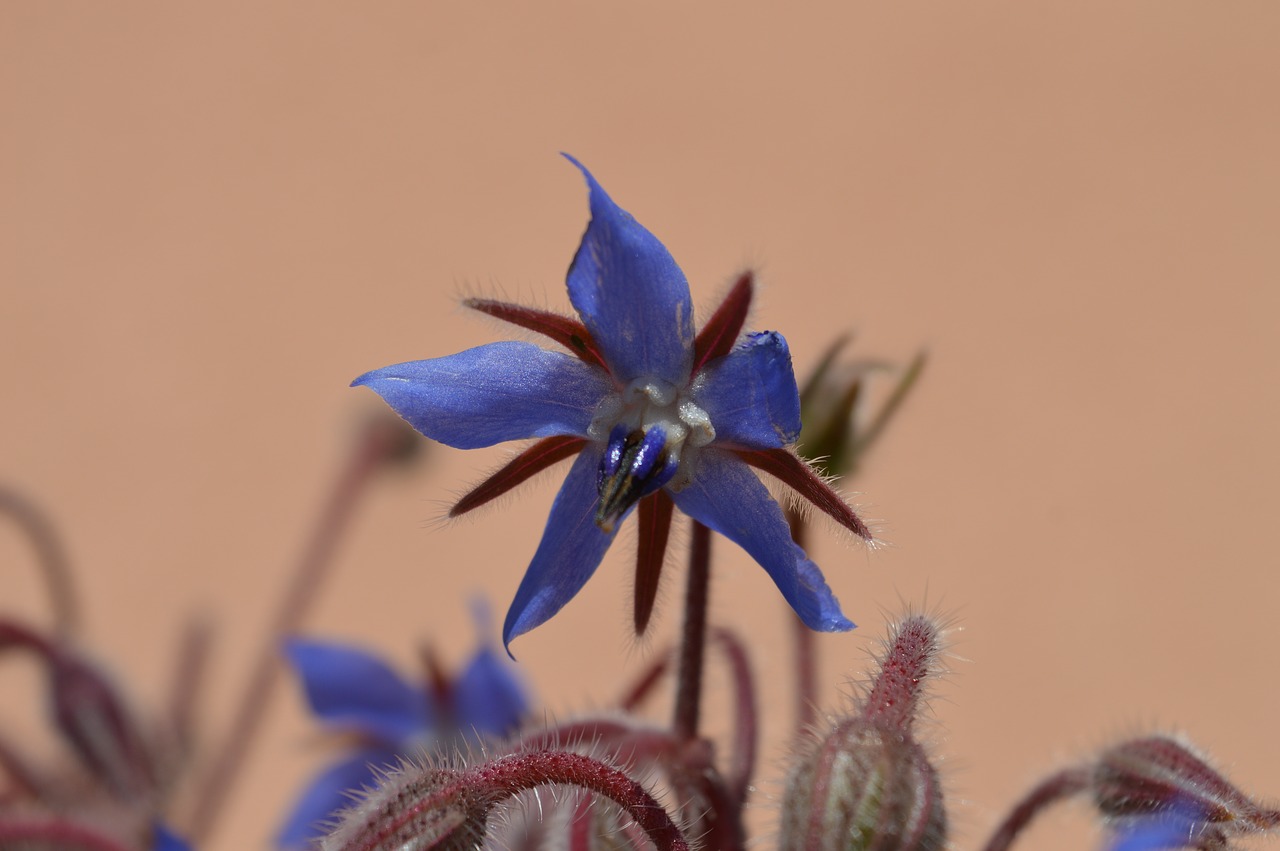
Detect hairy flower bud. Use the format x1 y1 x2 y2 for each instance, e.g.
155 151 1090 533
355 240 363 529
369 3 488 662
322 764 485 851
1093 735 1280 846
782 720 945 851
780 614 947 851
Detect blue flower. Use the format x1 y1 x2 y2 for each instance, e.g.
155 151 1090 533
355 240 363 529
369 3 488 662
153 823 194 851
276 621 528 848
354 155 872 649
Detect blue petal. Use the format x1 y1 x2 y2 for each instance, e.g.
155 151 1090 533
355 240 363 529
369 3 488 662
353 341 611 449
1108 818 1200 851
503 449 621 651
694 331 802 449
152 824 193 851
562 155 695 387
454 645 530 737
669 450 854 632
285 638 433 743
276 748 397 848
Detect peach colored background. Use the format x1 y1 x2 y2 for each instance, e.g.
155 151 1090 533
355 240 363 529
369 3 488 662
3 4 1278 850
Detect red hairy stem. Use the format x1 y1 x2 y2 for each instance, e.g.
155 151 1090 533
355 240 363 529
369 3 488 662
0 484 79 640
475 751 690 851
451 435 587 517
692 272 754 374
464 298 608 370
0 819 137 851
733 448 872 540
981 767 1091 851
343 751 690 851
633 491 675 635
672 523 712 741
186 415 416 840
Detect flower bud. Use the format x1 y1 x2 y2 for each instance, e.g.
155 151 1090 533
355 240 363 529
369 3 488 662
322 764 485 851
782 720 945 851
796 338 926 481
1094 735 1280 841
780 614 947 851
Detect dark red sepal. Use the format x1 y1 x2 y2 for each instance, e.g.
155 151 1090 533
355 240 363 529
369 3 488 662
450 436 587 518
633 491 675 636
691 272 754 374
464 298 608 370
732 447 873 541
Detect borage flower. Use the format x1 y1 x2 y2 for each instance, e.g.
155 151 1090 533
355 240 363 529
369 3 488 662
276 616 528 848
354 155 872 650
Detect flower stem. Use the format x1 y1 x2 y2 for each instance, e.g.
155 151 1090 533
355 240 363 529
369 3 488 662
786 510 817 736
0 820 136 851
0 484 78 640
710 627 756 807
980 766 1091 851
476 751 690 851
673 522 712 741
185 416 414 841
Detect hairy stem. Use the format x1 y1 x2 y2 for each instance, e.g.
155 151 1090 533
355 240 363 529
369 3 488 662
981 766 1091 851
673 522 712 741
478 751 690 851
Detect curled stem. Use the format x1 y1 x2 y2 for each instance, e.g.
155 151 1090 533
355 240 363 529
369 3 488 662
478 751 690 851
0 484 78 640
981 766 1091 851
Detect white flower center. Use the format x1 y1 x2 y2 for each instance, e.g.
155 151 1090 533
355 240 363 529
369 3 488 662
589 377 715 492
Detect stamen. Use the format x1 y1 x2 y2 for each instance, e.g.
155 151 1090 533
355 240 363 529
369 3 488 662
595 426 678 533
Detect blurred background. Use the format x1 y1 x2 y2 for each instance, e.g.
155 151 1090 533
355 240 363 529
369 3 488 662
3 3 1278 849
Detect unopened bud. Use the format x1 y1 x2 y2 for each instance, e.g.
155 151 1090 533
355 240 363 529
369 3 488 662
322 764 485 851
0 618 155 800
782 720 945 851
1094 736 1280 839
780 614 947 851
796 338 926 480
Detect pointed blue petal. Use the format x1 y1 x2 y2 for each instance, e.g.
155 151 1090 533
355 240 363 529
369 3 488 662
1108 818 1201 851
353 341 611 449
694 331 801 449
503 449 620 651
276 748 396 848
562 155 695 387
454 645 529 737
152 824 193 851
669 450 853 632
284 638 433 743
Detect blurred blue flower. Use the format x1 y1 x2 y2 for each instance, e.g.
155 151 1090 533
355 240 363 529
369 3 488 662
153 824 193 851
276 617 528 848
355 155 871 649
